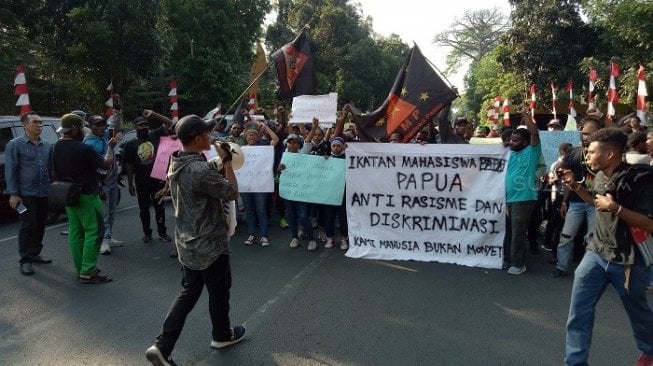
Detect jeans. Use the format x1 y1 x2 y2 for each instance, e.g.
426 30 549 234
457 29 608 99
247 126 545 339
285 199 313 240
101 182 120 241
506 200 536 268
136 178 167 236
324 200 348 238
241 192 269 237
556 201 595 272
18 196 48 263
565 251 653 365
155 254 232 356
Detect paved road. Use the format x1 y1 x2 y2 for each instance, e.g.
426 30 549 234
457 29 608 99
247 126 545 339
0 188 647 365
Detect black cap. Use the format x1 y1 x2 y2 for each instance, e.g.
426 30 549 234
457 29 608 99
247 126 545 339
134 116 149 126
87 114 107 125
176 115 215 144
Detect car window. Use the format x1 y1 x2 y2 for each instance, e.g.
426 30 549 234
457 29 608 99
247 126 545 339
0 126 13 152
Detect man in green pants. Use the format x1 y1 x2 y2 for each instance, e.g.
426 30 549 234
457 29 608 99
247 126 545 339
52 114 117 284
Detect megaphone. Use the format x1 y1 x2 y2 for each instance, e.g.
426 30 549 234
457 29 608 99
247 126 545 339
209 142 245 171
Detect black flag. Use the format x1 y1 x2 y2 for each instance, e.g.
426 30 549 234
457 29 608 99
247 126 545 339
351 45 458 142
272 30 317 100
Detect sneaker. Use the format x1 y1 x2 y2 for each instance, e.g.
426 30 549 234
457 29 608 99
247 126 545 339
325 237 333 249
507 266 526 275
340 237 349 250
244 235 256 245
145 344 178 366
646 285 653 294
289 238 299 248
541 244 553 252
211 325 246 349
169 250 178 258
502 261 511 270
158 233 173 242
109 239 124 248
143 234 153 243
308 240 317 251
79 270 112 284
635 353 653 366
100 242 112 255
279 217 289 229
260 237 271 247
550 268 568 278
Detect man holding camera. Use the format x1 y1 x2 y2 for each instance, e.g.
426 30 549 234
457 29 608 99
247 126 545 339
84 114 123 255
146 115 245 366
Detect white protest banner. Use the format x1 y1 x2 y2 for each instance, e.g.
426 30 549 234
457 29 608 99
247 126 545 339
539 131 581 169
279 153 346 205
235 146 274 193
151 136 182 181
345 143 509 269
289 92 338 128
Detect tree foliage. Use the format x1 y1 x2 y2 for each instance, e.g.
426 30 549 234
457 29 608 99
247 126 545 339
502 0 598 106
432 8 510 76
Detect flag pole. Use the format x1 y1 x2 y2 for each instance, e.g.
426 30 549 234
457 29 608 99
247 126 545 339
214 24 311 130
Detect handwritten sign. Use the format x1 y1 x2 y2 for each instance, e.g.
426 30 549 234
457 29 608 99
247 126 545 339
235 146 274 193
289 92 338 127
539 131 581 169
345 143 509 269
279 153 346 205
151 136 182 181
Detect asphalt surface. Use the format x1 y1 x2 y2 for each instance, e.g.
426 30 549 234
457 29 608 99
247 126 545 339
0 187 648 366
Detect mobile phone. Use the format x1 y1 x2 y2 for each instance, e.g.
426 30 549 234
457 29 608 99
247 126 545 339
16 202 27 214
108 127 115 139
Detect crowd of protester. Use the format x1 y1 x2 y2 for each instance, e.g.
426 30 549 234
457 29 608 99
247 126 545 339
5 101 653 366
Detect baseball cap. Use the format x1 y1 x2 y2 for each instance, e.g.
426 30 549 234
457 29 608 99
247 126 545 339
454 116 469 125
57 113 85 134
547 119 562 127
284 133 302 144
134 116 149 127
175 115 214 144
87 114 107 125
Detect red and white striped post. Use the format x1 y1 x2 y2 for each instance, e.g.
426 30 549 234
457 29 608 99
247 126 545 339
637 64 647 124
566 80 577 118
588 69 597 110
169 80 178 123
551 82 558 120
105 81 114 117
502 98 510 127
607 61 620 121
529 84 536 118
14 64 31 115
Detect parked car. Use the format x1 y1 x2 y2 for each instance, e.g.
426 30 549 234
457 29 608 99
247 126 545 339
0 116 62 223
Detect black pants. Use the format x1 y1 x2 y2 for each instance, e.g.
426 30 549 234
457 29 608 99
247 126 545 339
135 179 166 236
18 196 48 264
155 254 233 355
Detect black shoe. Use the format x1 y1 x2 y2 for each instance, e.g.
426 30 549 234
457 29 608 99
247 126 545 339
143 234 153 243
145 344 177 366
60 230 68 235
541 244 553 252
550 269 568 278
158 233 172 242
32 255 52 264
169 250 178 258
20 263 35 276
79 270 112 284
210 325 246 349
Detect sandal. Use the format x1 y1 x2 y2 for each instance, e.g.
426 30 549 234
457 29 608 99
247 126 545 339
244 235 256 245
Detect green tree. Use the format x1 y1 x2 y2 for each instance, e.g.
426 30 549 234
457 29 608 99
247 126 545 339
502 0 598 105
